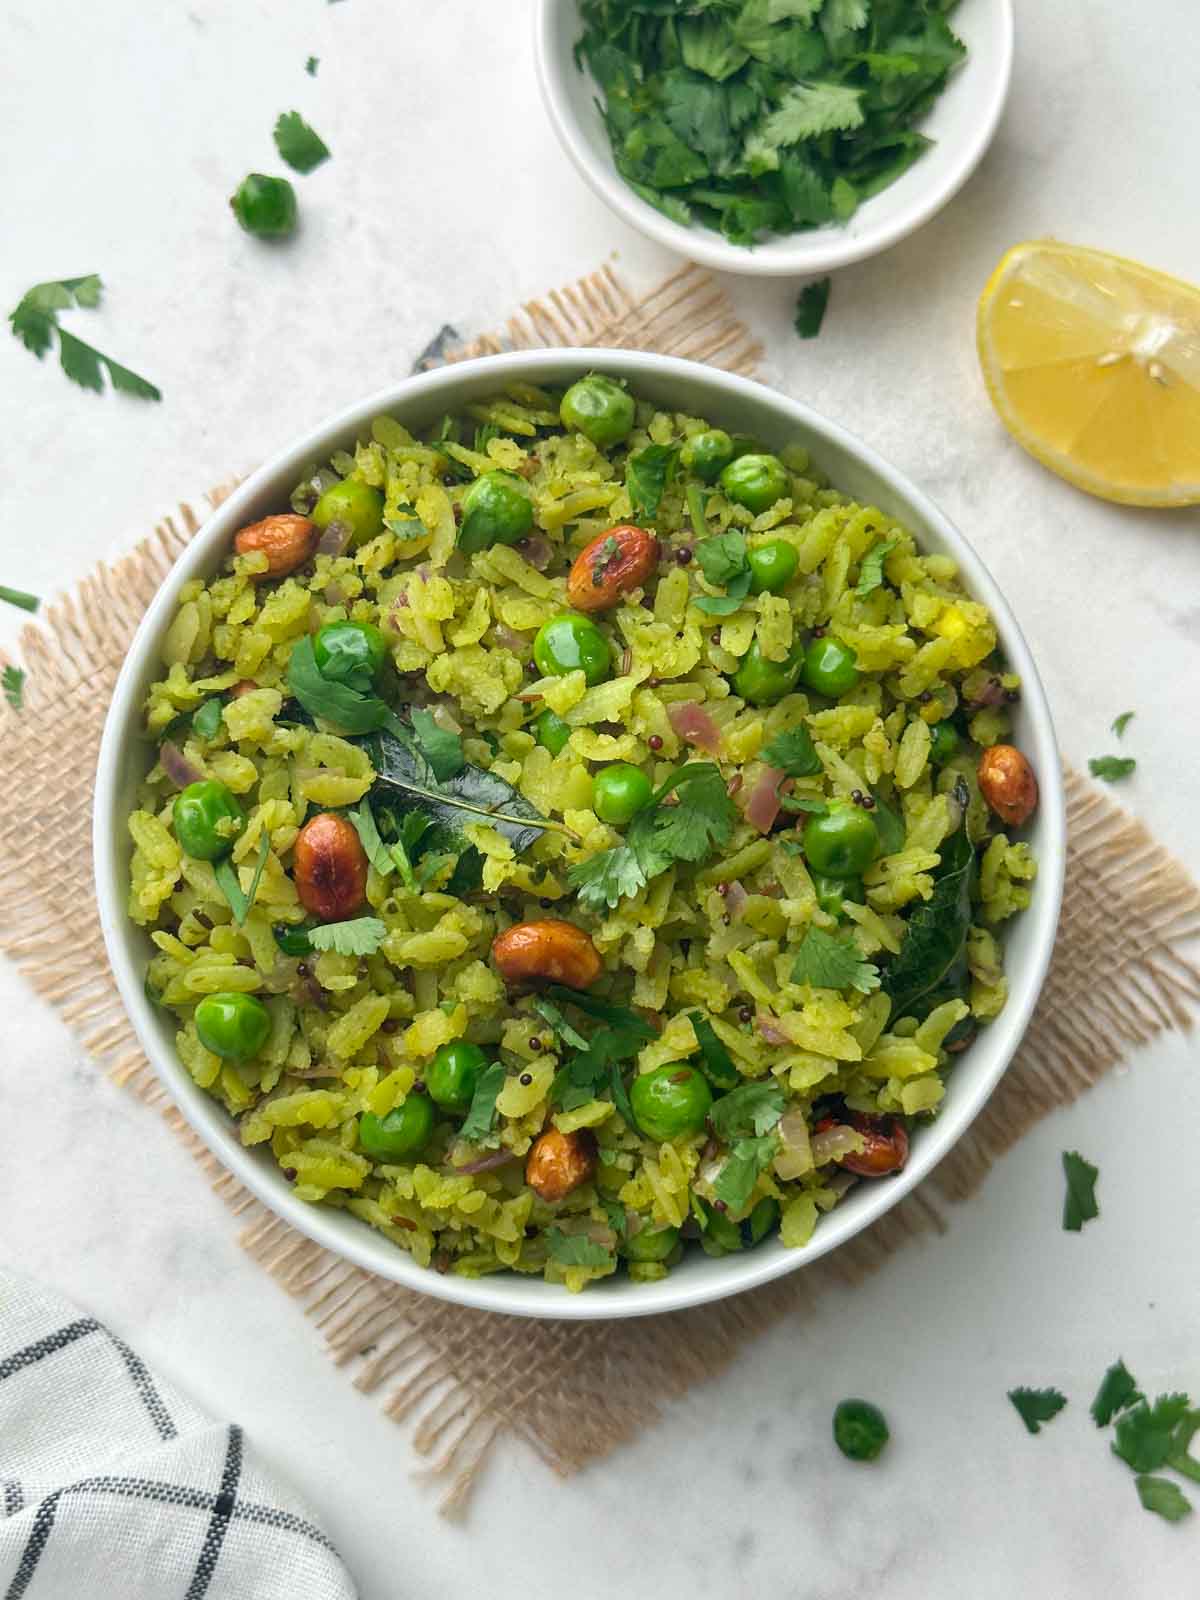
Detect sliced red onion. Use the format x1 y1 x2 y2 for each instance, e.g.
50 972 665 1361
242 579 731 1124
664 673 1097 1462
724 879 749 920
160 741 202 789
756 1011 789 1046
743 766 785 834
667 700 722 755
966 677 1005 710
316 520 353 557
517 535 553 572
449 1149 518 1176
323 580 346 606
492 623 527 654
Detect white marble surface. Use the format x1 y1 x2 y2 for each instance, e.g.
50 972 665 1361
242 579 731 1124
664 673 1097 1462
2 1 1199 1594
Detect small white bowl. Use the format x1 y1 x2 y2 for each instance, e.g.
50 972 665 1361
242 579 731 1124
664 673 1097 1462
94 350 1064 1322
533 0 1014 277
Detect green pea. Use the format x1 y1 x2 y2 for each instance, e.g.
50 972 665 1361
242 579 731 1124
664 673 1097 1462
173 780 246 862
801 635 860 698
812 873 865 919
313 620 388 688
621 1224 680 1263
533 614 611 686
747 539 799 595
559 375 635 449
681 429 734 483
833 1398 890 1462
229 173 297 238
698 1199 743 1254
591 763 652 826
743 1195 780 1247
358 1096 435 1161
719 453 789 514
194 992 271 1060
458 471 534 555
629 1063 712 1142
929 721 961 764
732 639 806 707
532 707 572 757
312 478 385 549
803 804 879 878
426 1041 487 1114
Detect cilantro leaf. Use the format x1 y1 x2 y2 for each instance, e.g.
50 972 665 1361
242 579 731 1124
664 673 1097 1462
1113 1395 1194 1473
545 1228 614 1270
1062 1149 1100 1232
688 1012 740 1089
568 842 646 912
9 276 159 400
627 443 678 521
1112 711 1135 738
530 995 590 1053
609 1060 638 1131
708 1080 785 1140
0 587 40 614
288 636 399 734
754 81 865 149
544 986 656 1041
794 277 831 339
869 788 907 855
3 665 26 712
695 531 749 587
346 799 395 879
273 111 331 174
821 0 869 53
693 570 753 615
791 925 880 994
410 709 465 782
459 1060 506 1143
1007 1387 1067 1436
1089 755 1136 782
213 833 271 927
1092 1360 1143 1427
191 697 224 741
855 536 899 597
1136 1475 1192 1523
760 723 821 777
713 1134 778 1211
305 56 319 76
1168 1411 1200 1484
305 916 387 957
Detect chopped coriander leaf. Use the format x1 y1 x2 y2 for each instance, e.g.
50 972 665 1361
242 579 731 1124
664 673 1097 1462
545 1228 614 1270
1112 710 1135 738
627 443 679 521
459 1060 506 1143
855 537 899 598
273 111 332 173
1007 1387 1067 1436
794 277 831 338
1112 1394 1193 1473
1168 1410 1200 1484
530 995 590 1053
8 276 160 400
687 1012 740 1089
305 916 387 957
695 531 748 587
1062 1149 1100 1232
1089 755 1136 782
213 833 271 927
409 709 465 782
305 56 319 76
191 697 224 741
1136 1475 1192 1523
346 799 395 879
2 664 26 711
760 722 821 777
0 586 41 614
791 925 880 994
1091 1360 1143 1427
708 1080 785 1140
713 1133 778 1211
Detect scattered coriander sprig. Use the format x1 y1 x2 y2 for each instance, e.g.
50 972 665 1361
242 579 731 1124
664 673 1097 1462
1091 1360 1143 1427
305 56 319 76
1007 1387 1067 1436
855 536 899 598
791 925 880 994
305 916 387 957
794 277 831 339
1089 755 1136 782
8 277 160 400
273 111 332 174
213 833 271 927
1062 1150 1100 1232
1112 711 1135 738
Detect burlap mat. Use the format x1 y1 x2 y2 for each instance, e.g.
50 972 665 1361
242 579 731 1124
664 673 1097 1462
3 263 1199 1515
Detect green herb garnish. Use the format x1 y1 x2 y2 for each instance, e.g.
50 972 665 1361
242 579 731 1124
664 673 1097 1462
0 587 41 614
1136 1475 1192 1523
409 709 466 781
880 779 972 1019
794 277 831 338
712 1134 778 1211
1062 1149 1100 1232
855 536 899 597
791 925 879 994
1089 755 1136 782
288 635 400 734
687 1012 740 1090
759 722 821 777
708 1080 785 1139
627 443 679 521
1112 710 1135 738
8 275 161 400
693 530 753 615
305 916 387 957
191 698 224 741
1113 1394 1193 1473
1091 1360 1143 1427
305 56 319 76
459 1061 506 1143
213 833 271 927
545 1228 614 1270
1007 1387 1067 1436
2 665 26 711
273 111 331 174
569 761 738 911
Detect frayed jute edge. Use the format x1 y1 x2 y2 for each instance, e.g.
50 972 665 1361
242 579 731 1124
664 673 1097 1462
1 262 1198 1515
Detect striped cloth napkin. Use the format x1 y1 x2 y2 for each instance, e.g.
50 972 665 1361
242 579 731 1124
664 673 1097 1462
0 1269 357 1598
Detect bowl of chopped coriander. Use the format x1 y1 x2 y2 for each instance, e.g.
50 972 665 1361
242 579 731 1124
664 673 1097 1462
95 348 1064 1320
534 0 1014 276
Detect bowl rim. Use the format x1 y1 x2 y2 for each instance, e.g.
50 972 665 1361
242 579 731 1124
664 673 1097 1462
531 0 1015 277
93 347 1065 1322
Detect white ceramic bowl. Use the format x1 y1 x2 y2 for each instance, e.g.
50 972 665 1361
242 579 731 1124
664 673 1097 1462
94 350 1064 1321
533 0 1014 277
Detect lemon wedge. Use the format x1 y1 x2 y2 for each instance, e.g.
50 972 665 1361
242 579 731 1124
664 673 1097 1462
977 240 1200 506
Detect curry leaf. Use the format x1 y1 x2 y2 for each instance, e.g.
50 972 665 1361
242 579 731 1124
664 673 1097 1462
410 709 465 781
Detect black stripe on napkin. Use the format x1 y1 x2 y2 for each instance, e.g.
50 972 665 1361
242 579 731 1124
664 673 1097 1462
184 1424 244 1599
0 1318 99 1383
106 1330 177 1441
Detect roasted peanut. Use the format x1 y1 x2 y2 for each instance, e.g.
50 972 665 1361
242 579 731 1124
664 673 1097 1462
977 743 1038 827
566 524 660 612
233 513 317 579
817 1112 909 1178
293 812 368 922
526 1127 597 1202
491 919 602 990
230 678 259 697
